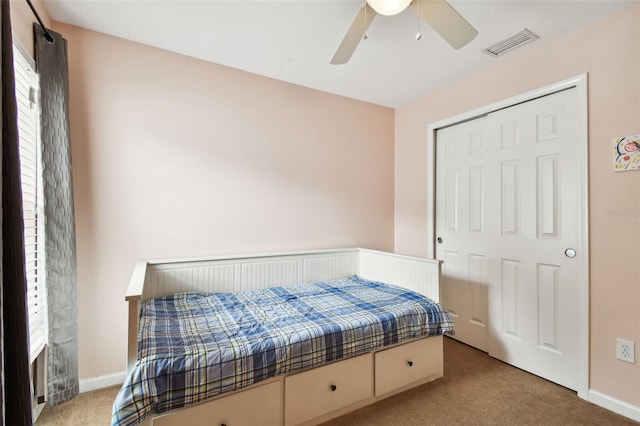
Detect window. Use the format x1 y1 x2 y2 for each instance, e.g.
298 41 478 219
13 40 47 365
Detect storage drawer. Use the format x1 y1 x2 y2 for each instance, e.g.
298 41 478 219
152 380 282 426
374 336 443 397
284 354 373 426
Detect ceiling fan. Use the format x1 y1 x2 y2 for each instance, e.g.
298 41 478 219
331 0 478 64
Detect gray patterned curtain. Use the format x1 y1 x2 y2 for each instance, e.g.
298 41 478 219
34 23 79 406
2 1 35 424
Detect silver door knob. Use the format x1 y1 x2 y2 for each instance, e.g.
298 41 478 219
565 248 576 258
437 237 443 244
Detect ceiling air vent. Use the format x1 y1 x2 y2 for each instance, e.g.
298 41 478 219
484 29 539 57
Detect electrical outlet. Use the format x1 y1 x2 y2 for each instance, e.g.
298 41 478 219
616 338 635 364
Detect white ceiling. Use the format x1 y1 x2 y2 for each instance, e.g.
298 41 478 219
43 0 638 108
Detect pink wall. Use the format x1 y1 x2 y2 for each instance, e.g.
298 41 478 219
51 23 394 379
394 4 639 406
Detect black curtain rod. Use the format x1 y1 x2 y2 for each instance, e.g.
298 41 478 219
25 0 54 43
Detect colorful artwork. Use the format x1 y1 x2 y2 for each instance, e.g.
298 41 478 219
613 134 640 172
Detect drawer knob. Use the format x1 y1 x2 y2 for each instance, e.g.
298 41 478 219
330 384 337 391
407 361 413 367
221 424 227 426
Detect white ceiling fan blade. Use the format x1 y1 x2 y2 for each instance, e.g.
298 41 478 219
410 0 478 49
330 4 377 65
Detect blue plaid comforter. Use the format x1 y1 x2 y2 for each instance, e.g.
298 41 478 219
112 275 454 426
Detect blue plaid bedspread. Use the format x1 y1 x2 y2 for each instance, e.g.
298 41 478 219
112 275 454 426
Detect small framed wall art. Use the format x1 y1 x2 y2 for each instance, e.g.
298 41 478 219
613 134 640 172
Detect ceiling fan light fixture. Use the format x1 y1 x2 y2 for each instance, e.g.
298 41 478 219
366 0 411 16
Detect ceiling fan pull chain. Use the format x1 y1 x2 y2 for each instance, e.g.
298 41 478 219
415 0 422 40
363 0 369 40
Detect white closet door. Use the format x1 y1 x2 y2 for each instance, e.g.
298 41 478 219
436 115 490 352
436 88 581 390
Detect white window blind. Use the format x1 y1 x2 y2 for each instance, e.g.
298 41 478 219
13 42 47 363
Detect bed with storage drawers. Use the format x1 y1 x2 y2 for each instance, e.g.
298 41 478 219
113 248 452 426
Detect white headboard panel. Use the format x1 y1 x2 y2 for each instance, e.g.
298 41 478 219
302 254 360 283
138 250 360 301
358 249 441 302
143 263 238 299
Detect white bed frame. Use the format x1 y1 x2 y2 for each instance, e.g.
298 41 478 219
125 248 443 426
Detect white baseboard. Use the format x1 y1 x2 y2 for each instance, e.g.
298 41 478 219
588 389 640 422
79 371 126 393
